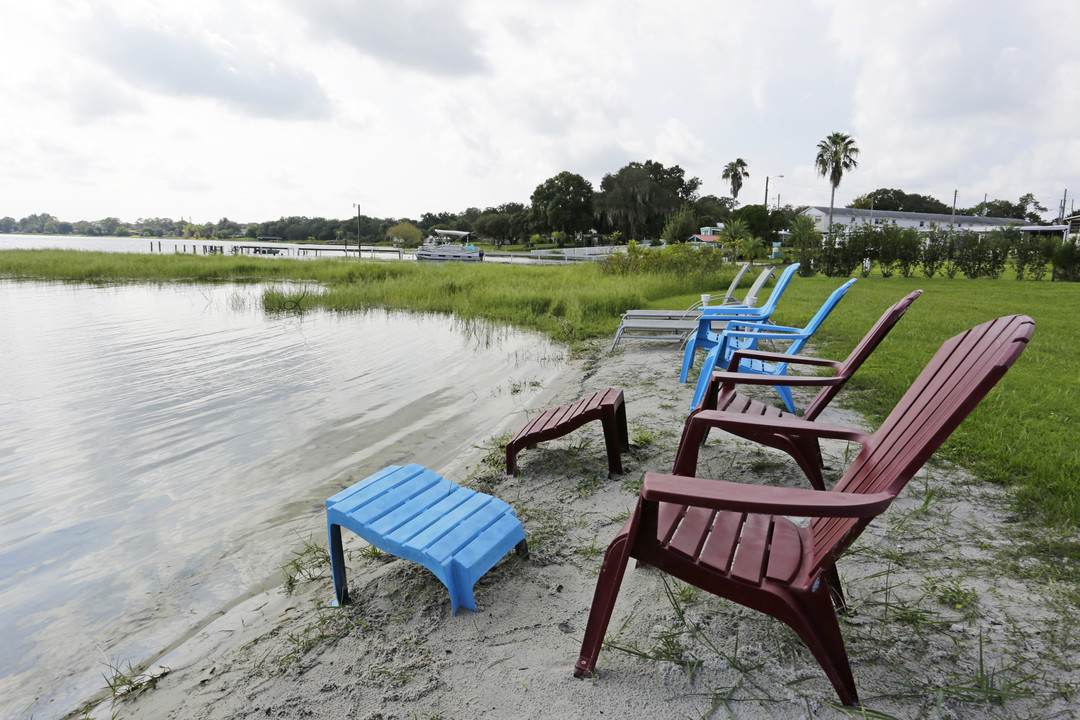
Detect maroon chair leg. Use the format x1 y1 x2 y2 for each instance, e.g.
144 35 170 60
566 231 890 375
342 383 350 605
785 582 859 706
600 392 628 475
574 530 634 677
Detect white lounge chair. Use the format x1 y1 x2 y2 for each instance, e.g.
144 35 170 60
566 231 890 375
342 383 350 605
611 265 774 351
618 263 751 323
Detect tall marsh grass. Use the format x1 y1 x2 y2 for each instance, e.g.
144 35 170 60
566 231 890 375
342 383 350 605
3 248 1078 526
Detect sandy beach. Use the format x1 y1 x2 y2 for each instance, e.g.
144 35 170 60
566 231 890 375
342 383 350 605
102 340 1078 719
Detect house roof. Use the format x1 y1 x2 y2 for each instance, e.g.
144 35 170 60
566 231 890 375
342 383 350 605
802 206 1020 226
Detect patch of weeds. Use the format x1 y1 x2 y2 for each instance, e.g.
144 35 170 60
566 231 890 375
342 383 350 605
475 433 510 474
276 609 339 668
517 505 571 561
101 658 169 699
888 475 948 537
607 508 632 524
669 579 701 606
414 711 447 720
358 544 387 561
603 575 772 696
659 403 676 410
825 701 918 718
747 454 788 473
885 595 942 631
574 472 604 498
506 377 543 395
858 563 944 637
631 427 657 447
925 577 979 618
1042 585 1080 662
933 633 1036 705
998 531 1080 591
281 534 331 594
577 539 606 561
373 669 414 686
620 473 644 495
604 631 701 678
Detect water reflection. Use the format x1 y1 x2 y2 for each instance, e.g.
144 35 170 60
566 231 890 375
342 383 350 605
0 280 566 720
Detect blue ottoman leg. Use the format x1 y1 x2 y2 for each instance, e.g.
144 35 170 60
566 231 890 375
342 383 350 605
328 522 350 606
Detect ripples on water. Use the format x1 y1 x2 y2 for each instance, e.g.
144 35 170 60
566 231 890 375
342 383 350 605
0 280 566 720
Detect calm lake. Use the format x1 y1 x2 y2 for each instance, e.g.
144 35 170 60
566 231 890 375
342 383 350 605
0 279 567 720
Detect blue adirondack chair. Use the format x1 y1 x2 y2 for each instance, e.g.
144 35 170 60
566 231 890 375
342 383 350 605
679 263 801 383
689 278 858 411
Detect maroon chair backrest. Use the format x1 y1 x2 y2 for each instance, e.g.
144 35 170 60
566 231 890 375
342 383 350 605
808 315 1034 573
802 290 923 422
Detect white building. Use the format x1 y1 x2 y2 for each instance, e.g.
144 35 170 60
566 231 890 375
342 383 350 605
801 206 1021 233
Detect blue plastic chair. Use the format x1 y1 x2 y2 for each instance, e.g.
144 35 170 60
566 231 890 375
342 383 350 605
689 278 858 411
679 263 801 383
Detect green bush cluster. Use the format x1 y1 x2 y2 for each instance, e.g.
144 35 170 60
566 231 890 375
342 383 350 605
793 222 1074 281
598 240 728 277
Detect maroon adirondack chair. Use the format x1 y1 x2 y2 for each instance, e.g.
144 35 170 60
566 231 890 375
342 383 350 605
573 315 1034 706
678 290 923 491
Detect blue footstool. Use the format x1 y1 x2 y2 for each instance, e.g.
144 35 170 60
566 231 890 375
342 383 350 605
326 464 528 614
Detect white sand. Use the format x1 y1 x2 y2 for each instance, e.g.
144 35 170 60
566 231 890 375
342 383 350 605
104 341 1079 719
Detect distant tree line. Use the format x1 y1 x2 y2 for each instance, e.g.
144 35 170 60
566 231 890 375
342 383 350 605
847 188 1049 224
0 159 767 248
2 148 1062 252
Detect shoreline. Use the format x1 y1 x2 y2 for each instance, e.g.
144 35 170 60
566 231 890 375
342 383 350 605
96 341 1078 719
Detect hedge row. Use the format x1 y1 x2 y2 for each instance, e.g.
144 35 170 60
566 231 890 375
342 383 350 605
791 223 1080 281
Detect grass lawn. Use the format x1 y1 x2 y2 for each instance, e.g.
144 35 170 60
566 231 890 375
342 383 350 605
3 249 1078 529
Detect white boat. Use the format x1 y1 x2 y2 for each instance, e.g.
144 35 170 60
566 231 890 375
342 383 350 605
415 243 483 261
415 229 484 262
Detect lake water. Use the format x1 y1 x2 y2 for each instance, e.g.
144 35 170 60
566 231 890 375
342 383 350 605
0 279 567 720
0 233 609 263
0 232 378 258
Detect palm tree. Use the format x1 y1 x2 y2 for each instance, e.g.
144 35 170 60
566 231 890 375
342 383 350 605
721 159 750 202
814 132 860 231
719 218 751 261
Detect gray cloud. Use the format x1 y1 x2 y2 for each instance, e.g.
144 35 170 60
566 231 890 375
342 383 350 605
299 0 490 77
86 12 331 120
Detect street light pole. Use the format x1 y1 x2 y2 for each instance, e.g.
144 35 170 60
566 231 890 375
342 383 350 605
764 175 784 207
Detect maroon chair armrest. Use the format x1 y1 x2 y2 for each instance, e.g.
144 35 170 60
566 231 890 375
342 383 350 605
640 473 893 518
687 410 871 444
673 410 871 476
709 370 845 390
725 349 844 371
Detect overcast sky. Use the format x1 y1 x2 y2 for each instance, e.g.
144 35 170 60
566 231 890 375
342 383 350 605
2 0 1077 225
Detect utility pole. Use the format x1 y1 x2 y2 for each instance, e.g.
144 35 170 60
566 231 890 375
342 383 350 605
764 175 783 207
950 190 958 236
353 203 361 258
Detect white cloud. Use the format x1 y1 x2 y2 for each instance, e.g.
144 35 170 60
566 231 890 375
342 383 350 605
0 0 1076 223
299 0 490 78
83 7 331 119
817 0 1079 213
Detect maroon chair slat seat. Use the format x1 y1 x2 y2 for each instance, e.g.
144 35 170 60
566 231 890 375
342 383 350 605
505 388 628 476
573 315 1034 707
678 290 923 490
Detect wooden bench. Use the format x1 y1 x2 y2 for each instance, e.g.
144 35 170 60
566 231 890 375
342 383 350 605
327 464 528 614
505 388 629 476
